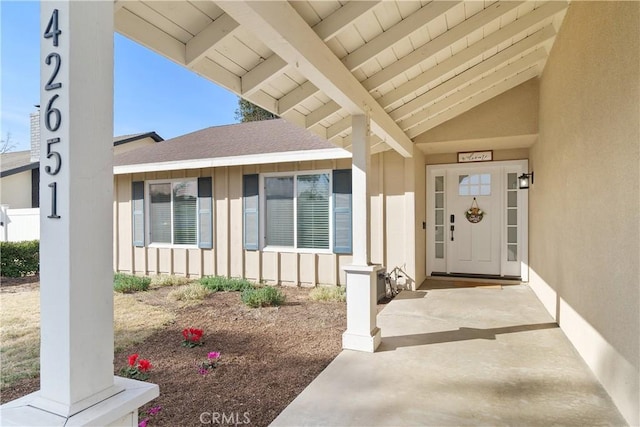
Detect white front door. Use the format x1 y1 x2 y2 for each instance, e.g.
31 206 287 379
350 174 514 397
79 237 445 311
427 160 529 279
447 168 501 275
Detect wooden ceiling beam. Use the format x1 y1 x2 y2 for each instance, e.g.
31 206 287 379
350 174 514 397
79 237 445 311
400 50 546 132
314 1 381 42
390 25 556 121
361 1 523 92
217 0 413 157
406 66 540 138
242 55 288 96
378 1 568 109
185 13 239 67
342 1 461 72
115 7 186 65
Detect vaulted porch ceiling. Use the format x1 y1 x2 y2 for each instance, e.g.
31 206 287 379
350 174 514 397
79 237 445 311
114 0 569 158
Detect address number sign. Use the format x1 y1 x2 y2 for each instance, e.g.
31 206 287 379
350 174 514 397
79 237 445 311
43 9 63 219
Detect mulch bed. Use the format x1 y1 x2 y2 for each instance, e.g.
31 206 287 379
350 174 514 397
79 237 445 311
0 279 347 427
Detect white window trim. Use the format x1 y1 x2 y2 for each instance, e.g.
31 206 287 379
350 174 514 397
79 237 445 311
259 169 334 254
145 178 200 248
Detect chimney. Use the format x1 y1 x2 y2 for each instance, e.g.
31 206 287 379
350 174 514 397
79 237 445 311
30 106 40 163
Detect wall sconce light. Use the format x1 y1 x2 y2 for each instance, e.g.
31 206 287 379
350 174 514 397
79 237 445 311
518 172 534 189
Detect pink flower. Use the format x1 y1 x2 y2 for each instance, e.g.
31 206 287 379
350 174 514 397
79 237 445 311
128 354 139 367
208 351 220 360
148 406 162 416
138 418 149 427
198 367 209 376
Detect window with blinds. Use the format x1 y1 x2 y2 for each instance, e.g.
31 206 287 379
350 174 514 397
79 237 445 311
149 180 197 245
172 181 197 245
264 172 331 250
149 183 172 244
265 176 294 246
297 174 330 249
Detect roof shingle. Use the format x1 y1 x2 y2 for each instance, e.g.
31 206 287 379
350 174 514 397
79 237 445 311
114 119 337 167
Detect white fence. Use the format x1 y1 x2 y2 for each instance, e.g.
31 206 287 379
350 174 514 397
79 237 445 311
0 206 40 242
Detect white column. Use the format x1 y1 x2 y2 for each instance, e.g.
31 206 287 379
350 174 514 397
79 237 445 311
342 114 382 353
36 0 118 412
1 2 157 425
351 115 371 266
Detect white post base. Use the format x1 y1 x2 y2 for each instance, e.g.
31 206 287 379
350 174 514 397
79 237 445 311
342 327 382 353
342 264 383 353
0 377 158 427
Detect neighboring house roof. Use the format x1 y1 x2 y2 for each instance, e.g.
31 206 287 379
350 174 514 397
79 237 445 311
113 119 351 174
113 131 163 146
0 151 38 178
0 132 163 178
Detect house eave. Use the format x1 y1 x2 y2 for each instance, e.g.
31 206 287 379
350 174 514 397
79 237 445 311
0 162 39 178
113 147 352 175
113 132 164 146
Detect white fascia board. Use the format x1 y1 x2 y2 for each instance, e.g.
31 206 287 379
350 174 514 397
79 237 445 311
113 148 352 175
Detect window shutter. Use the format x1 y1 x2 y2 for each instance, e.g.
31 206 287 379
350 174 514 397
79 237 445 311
332 169 352 254
132 181 145 247
198 177 213 249
243 174 259 250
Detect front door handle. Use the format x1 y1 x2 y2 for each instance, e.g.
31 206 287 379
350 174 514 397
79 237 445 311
450 214 455 241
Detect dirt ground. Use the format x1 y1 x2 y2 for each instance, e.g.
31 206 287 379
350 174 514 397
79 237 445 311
0 277 347 427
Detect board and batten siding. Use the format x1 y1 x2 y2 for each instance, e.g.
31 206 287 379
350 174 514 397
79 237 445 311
113 152 419 287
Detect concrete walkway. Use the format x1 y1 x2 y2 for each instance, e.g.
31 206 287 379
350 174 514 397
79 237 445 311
271 281 627 426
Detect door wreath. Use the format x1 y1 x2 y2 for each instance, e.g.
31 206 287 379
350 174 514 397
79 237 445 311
465 197 485 223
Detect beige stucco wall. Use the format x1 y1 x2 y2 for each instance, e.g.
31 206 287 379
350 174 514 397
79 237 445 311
0 171 33 209
415 78 539 145
114 154 421 288
529 2 639 424
424 148 530 166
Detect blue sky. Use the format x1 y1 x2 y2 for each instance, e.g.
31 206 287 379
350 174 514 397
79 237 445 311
1 1 240 152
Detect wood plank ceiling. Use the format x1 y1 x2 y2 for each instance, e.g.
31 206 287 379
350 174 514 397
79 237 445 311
114 0 569 158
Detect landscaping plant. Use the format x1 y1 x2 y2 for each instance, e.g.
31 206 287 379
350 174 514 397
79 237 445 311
113 273 151 293
0 240 39 277
197 351 221 376
120 353 153 381
309 286 346 302
182 328 204 347
138 405 162 427
199 275 254 292
167 282 211 302
150 274 191 288
241 286 285 308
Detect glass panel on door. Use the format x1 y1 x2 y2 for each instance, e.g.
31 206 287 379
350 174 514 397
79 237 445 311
434 175 445 259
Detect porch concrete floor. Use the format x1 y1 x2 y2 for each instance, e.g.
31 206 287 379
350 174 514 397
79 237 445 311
271 281 627 426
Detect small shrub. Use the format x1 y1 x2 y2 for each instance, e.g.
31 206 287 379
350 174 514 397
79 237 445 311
0 240 39 277
113 273 151 293
151 274 191 288
241 286 285 308
167 283 211 301
309 286 346 302
199 276 254 292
